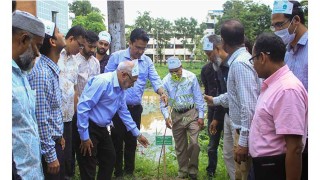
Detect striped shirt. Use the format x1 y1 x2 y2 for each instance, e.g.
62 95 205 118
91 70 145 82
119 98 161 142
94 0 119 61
285 31 308 91
28 55 63 163
75 53 100 99
12 60 44 179
160 69 205 119
214 47 261 147
57 49 78 122
104 48 163 105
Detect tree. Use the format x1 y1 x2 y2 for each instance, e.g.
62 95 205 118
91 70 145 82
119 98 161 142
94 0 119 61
69 0 101 17
152 18 172 65
72 11 106 34
215 0 272 43
134 11 153 32
70 0 106 34
107 1 126 53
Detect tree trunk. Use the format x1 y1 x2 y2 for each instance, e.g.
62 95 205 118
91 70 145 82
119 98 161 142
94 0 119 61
107 1 126 53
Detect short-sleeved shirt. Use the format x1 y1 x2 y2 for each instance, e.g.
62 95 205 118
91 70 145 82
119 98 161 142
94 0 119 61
57 49 78 122
75 53 100 99
249 65 308 158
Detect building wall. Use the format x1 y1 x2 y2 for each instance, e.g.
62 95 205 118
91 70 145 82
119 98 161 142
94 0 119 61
37 0 69 35
16 1 37 16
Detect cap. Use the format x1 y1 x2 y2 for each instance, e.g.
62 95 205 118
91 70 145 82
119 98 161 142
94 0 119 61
202 35 214 51
167 56 182 70
272 0 293 14
98 31 111 43
12 10 45 37
39 18 55 36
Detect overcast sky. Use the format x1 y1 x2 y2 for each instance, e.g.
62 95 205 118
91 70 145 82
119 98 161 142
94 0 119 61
89 0 274 26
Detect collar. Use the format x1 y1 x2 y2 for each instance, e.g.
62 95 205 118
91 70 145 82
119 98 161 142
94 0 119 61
112 71 120 88
287 31 308 52
124 48 144 61
227 47 247 66
41 54 60 75
12 60 24 75
60 48 73 61
262 65 290 89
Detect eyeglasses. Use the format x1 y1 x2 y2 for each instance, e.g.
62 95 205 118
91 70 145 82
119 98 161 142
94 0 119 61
270 19 290 32
249 52 270 64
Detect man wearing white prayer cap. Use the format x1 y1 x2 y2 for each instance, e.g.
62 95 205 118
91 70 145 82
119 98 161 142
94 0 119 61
160 56 205 180
96 31 111 73
28 18 67 179
271 1 308 179
12 10 45 179
75 61 150 179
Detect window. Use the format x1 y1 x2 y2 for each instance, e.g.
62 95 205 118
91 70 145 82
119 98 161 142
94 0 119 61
52 11 58 23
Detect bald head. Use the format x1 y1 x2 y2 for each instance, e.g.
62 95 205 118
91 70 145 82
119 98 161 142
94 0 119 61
220 19 244 47
117 61 135 77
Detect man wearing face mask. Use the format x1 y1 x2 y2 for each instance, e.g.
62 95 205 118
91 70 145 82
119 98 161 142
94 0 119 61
160 57 205 180
12 10 45 180
271 1 308 179
201 34 233 179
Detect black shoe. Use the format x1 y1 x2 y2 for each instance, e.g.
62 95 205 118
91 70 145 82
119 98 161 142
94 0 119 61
207 172 214 177
189 174 197 180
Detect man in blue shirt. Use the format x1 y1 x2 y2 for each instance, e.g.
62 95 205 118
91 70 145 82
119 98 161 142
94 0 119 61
76 61 150 180
28 19 66 179
12 10 45 180
104 28 168 177
271 1 308 179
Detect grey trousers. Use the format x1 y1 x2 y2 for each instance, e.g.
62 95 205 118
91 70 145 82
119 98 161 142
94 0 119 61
171 108 201 176
223 113 236 180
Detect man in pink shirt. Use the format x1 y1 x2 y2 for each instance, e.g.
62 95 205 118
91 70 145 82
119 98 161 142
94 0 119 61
248 32 308 180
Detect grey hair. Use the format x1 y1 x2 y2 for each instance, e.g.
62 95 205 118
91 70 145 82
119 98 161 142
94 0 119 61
117 61 133 75
207 34 222 46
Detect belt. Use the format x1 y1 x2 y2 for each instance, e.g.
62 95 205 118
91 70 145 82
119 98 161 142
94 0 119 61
174 105 194 114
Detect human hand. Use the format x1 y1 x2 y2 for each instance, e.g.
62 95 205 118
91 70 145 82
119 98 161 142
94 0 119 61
138 134 150 148
203 94 214 106
234 145 248 164
47 159 60 174
80 139 94 156
160 93 168 107
197 118 204 130
165 118 172 129
60 137 65 150
209 120 218 135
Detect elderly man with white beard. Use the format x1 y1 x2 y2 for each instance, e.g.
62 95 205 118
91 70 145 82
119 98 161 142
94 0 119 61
12 10 45 179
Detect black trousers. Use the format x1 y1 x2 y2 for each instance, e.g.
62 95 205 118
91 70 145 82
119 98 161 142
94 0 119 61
301 138 308 180
73 119 116 180
41 138 65 180
63 121 75 178
111 104 143 177
252 154 286 180
206 108 224 175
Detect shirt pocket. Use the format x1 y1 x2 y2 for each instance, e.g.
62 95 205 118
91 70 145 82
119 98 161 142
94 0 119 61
255 108 275 135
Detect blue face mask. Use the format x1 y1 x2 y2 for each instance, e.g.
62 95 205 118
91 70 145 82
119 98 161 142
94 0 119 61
274 18 297 45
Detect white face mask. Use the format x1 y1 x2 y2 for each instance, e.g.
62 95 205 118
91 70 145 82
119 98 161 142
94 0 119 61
274 18 297 45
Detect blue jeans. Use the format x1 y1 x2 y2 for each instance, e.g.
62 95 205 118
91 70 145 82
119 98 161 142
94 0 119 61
206 109 224 175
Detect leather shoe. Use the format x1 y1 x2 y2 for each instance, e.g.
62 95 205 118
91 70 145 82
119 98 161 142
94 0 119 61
189 174 197 180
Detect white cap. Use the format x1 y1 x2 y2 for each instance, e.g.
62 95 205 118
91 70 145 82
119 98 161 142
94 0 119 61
167 56 182 70
131 60 139 76
202 35 214 51
272 0 293 14
98 31 111 43
39 18 55 36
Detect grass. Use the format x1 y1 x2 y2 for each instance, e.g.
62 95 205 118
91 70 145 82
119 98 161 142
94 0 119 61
73 129 229 179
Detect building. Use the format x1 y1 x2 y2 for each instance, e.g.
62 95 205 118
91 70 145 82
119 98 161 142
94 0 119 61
16 0 69 35
144 37 194 62
204 10 224 35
